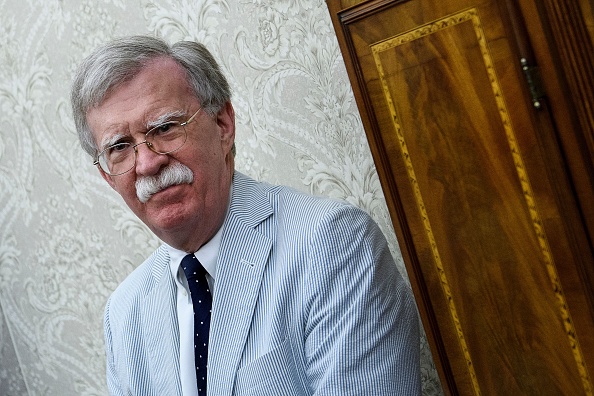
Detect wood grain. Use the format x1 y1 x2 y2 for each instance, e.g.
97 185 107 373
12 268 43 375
327 0 594 394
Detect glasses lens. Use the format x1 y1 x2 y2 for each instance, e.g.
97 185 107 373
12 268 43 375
99 143 135 175
146 121 187 154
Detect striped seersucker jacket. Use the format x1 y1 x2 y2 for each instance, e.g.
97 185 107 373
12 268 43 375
104 171 421 396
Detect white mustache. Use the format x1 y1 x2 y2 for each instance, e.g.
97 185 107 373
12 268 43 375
135 162 194 203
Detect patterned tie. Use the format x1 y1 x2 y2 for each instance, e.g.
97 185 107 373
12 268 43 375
181 253 212 396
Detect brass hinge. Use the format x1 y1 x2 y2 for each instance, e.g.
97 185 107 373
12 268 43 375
520 58 546 109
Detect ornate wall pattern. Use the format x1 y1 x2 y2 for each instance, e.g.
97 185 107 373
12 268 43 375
0 0 442 394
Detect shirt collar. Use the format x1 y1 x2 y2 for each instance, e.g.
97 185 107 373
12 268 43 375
166 221 223 281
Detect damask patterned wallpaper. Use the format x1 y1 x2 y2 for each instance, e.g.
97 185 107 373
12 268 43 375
0 0 442 394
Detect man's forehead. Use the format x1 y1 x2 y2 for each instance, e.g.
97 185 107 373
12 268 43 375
95 57 191 106
88 65 194 123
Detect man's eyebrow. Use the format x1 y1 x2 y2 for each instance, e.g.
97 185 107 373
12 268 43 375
146 110 187 129
100 133 127 151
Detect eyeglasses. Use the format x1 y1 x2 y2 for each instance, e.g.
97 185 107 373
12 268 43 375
94 108 202 176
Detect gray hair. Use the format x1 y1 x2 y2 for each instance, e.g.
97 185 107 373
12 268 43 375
71 35 231 157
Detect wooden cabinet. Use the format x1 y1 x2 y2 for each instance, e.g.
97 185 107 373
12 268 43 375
327 0 594 394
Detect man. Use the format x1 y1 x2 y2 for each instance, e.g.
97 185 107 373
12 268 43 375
71 35 420 395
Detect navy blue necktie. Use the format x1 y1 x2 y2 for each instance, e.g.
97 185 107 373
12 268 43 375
181 254 212 396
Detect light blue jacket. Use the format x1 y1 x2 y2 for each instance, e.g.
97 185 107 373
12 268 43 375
104 172 421 395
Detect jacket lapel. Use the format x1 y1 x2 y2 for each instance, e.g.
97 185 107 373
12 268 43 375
141 249 183 395
207 172 274 395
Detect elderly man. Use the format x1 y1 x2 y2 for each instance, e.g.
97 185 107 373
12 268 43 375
71 35 420 396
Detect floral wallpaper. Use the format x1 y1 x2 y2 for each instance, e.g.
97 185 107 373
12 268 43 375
0 0 442 394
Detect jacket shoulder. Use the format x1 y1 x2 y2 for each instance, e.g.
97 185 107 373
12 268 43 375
106 245 170 312
232 171 370 232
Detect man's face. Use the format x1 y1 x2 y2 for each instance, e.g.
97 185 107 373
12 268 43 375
86 57 235 251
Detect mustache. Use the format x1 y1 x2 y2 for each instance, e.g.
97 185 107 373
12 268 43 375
135 162 194 203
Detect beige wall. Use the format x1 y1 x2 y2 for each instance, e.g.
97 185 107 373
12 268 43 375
0 0 441 394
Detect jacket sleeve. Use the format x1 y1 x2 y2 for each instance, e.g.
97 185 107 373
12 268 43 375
304 204 421 395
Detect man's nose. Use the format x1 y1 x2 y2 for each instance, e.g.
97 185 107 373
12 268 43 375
134 142 169 176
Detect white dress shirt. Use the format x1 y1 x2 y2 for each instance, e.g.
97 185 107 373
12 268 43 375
166 224 223 396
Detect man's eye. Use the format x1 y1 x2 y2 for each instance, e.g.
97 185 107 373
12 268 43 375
152 122 177 135
107 143 130 156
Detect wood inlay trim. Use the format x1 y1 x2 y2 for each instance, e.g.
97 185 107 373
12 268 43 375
371 8 592 395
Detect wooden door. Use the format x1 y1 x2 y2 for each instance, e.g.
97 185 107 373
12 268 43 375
327 0 594 394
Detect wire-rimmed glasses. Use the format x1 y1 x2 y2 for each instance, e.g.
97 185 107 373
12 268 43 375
94 107 202 176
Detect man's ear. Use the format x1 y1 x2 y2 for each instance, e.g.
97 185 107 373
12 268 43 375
216 101 236 153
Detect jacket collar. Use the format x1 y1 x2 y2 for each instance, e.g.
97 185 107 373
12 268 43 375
207 171 274 395
141 247 184 394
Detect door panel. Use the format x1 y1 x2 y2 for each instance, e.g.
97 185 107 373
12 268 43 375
328 0 594 394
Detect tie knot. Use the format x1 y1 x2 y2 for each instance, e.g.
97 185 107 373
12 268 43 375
181 253 207 281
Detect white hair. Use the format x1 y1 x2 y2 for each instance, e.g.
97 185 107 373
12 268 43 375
71 35 231 157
